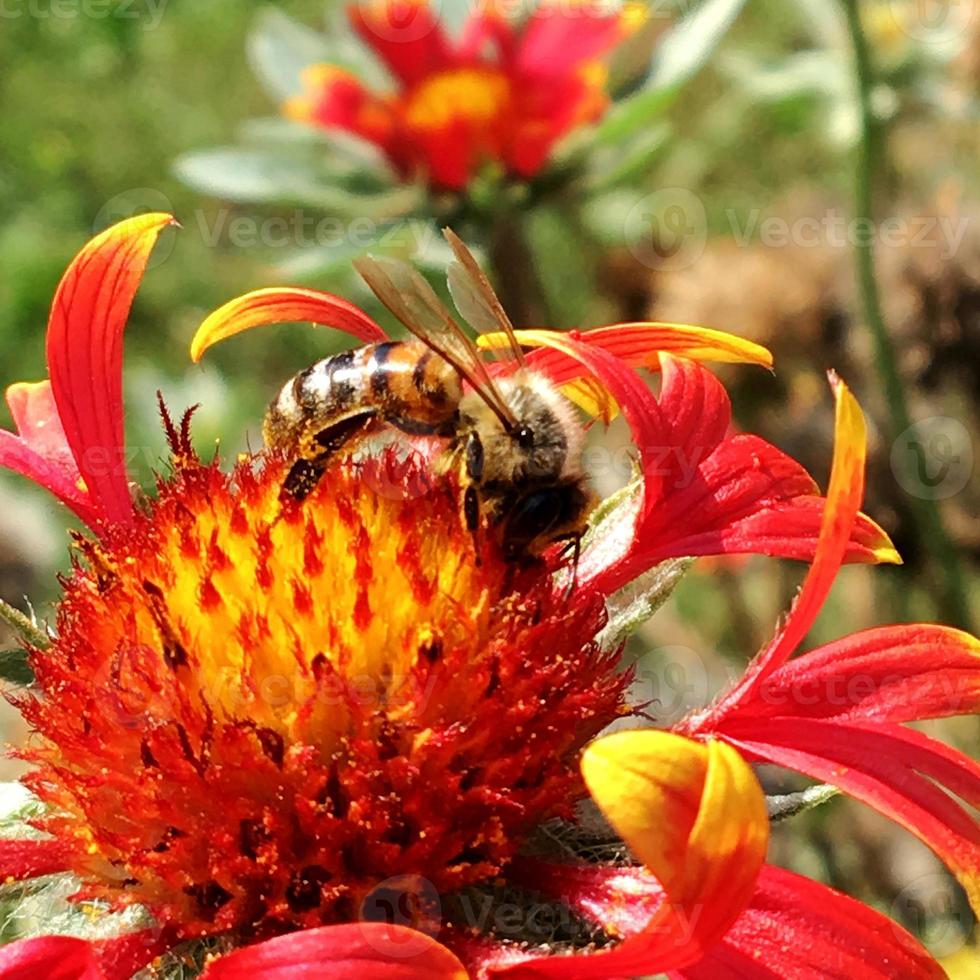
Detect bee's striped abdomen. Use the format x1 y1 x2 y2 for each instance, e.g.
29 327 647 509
263 341 462 454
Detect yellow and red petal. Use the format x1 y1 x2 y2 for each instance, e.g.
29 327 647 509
190 287 388 362
0 382 99 527
481 323 773 376
491 732 767 976
483 322 772 423
284 64 395 150
724 719 980 918
499 337 888 596
349 0 453 88
46 212 176 526
741 624 980 725
709 373 871 706
200 923 468 979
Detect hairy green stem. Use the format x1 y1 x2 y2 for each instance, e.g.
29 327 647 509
0 598 50 650
839 0 973 631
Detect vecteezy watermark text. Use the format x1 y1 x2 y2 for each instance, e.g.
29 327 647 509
728 209 970 259
193 209 440 255
0 0 167 29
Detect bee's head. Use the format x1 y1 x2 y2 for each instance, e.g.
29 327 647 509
460 372 584 486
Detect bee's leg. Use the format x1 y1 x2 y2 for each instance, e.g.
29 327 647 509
551 532 583 599
282 412 375 502
463 484 482 566
464 432 484 481
283 457 329 501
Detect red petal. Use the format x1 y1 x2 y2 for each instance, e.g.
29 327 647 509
744 625 980 725
708 493 899 566
201 922 468 978
458 8 517 61
92 930 171 980
0 837 72 880
0 424 100 528
673 865 944 980
595 432 819 593
349 1 453 87
505 75 606 179
515 3 641 77
401 116 479 191
0 936 104 980
508 857 664 939
724 718 980 915
1 383 99 525
509 862 942 980
46 213 176 527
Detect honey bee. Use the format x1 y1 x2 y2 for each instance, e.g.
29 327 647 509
265 231 594 562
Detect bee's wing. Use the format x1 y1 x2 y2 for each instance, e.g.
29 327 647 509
353 255 517 429
443 229 527 366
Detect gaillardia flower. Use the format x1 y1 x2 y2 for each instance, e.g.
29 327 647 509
0 214 966 978
284 0 645 190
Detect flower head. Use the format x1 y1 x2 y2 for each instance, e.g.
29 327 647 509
0 216 944 979
19 447 626 940
284 0 645 190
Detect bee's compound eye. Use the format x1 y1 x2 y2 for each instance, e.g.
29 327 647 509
515 425 535 449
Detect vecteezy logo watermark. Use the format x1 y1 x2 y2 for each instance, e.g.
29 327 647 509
360 875 442 956
891 416 974 500
624 188 708 272
92 188 177 269
886 0 977 45
0 0 167 29
892 870 972 956
630 645 714 725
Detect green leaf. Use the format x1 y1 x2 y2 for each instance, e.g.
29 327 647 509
437 0 474 37
0 649 33 686
246 8 333 102
173 147 416 213
246 7 388 104
593 0 747 144
584 122 673 194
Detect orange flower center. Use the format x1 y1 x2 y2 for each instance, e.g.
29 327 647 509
400 67 512 135
20 450 626 941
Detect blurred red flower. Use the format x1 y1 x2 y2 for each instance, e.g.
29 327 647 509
285 0 646 190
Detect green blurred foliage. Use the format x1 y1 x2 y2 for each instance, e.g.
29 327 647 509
0 1 336 456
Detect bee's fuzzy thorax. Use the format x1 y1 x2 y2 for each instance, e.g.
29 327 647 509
461 370 585 486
